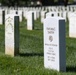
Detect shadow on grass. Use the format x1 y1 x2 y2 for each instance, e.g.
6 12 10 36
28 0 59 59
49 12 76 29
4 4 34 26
34 28 43 30
19 53 43 57
66 66 76 72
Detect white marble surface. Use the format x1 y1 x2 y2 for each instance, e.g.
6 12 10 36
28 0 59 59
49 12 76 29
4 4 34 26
44 17 66 72
69 13 76 38
27 11 34 30
5 14 19 56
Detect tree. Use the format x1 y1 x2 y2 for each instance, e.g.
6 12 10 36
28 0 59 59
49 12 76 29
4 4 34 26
1 0 29 6
64 0 68 6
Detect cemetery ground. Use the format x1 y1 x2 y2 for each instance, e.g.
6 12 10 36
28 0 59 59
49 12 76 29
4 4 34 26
0 18 76 75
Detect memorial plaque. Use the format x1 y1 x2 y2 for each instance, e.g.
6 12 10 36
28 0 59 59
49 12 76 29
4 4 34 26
5 14 19 57
44 17 66 72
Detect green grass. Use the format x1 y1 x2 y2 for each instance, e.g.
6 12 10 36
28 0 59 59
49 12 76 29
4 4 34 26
0 18 76 75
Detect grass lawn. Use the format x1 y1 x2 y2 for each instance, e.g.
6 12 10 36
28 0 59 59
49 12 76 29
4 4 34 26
0 18 76 75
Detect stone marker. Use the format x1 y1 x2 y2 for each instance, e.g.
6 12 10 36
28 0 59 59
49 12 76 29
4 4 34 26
5 14 19 57
27 11 34 30
44 17 66 72
41 11 46 23
62 11 67 22
33 11 37 20
69 13 76 38
23 11 28 19
18 10 22 22
36 11 40 19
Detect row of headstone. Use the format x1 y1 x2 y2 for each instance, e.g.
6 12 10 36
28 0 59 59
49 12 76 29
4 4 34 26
1 6 76 39
1 5 76 26
2 5 76 13
24 10 67 25
2 5 76 17
1 6 76 38
2 5 76 11
0 6 74 72
5 5 76 72
5 13 66 72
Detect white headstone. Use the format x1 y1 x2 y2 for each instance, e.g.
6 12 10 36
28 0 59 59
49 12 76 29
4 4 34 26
5 14 19 57
23 11 28 19
69 13 76 38
62 11 67 22
18 10 23 22
44 17 66 72
36 11 40 19
67 11 73 21
33 11 37 20
41 11 46 23
27 11 34 30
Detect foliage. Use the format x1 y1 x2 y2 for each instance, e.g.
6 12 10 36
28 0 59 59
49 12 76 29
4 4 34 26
0 0 74 6
1 0 29 6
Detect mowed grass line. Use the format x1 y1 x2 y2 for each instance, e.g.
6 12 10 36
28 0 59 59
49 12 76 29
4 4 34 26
0 19 76 75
